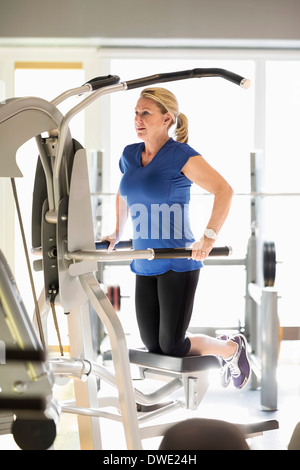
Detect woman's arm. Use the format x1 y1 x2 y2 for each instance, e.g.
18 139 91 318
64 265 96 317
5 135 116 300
115 190 129 238
102 189 129 250
182 155 233 261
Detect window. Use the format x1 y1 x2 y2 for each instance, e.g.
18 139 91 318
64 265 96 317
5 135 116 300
107 56 255 328
101 51 300 329
14 63 85 323
265 60 300 193
263 60 300 325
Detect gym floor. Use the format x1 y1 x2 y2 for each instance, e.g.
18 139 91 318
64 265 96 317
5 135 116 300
1 340 300 451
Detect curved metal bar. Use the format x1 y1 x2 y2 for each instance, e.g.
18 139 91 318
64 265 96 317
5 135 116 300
51 84 92 107
53 83 126 209
125 68 251 90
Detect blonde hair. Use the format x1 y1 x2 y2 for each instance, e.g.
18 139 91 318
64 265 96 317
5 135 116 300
140 87 189 143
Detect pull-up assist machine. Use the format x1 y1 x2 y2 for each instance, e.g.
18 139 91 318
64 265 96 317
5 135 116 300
0 68 278 449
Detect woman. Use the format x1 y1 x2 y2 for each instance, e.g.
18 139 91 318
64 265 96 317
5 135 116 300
103 87 250 389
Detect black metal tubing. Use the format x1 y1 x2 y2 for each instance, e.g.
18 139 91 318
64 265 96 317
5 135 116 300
95 240 231 257
125 68 249 90
4 348 46 362
153 246 231 258
0 397 46 410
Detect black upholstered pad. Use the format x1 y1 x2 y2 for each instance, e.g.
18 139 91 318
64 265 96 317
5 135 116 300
129 349 221 373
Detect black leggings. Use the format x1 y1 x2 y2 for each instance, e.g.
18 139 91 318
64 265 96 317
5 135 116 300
135 269 200 357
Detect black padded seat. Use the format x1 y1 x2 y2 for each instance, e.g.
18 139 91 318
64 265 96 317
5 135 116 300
129 348 221 374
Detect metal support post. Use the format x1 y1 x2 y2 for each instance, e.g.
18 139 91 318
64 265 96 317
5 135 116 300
248 283 279 411
245 151 265 389
183 371 210 410
79 272 143 450
67 302 102 450
260 288 279 411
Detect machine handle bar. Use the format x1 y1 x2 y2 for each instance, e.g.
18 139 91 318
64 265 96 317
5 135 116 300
95 240 232 257
85 74 121 91
153 246 232 258
125 68 250 90
82 68 250 96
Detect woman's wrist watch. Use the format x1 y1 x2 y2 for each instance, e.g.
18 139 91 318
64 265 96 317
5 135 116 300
204 228 218 240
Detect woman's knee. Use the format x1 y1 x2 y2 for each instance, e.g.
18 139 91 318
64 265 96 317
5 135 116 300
159 336 190 357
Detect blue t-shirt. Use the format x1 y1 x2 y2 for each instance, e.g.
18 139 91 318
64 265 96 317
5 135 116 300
119 138 203 275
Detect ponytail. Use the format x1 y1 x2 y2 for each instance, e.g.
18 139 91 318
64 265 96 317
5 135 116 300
174 112 188 144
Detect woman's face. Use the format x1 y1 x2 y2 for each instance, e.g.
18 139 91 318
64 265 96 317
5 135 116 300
134 97 171 141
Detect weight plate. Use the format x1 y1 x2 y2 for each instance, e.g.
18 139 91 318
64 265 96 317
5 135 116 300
263 241 276 287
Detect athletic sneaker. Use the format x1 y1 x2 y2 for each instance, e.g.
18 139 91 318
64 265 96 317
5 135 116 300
220 362 231 388
224 334 251 389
